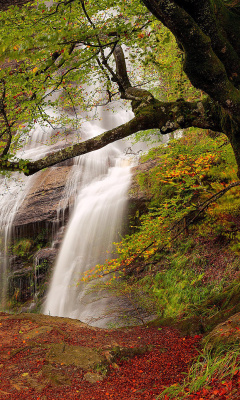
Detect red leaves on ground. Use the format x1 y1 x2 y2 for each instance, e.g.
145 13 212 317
0 313 239 400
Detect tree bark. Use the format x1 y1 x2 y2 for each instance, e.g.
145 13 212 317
0 97 225 176
1 0 240 179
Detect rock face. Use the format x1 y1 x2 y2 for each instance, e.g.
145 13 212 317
8 163 73 308
7 153 152 311
127 157 158 233
13 164 72 238
0 0 30 10
129 157 158 202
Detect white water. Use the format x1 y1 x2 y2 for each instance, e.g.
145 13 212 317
43 105 136 326
0 82 138 327
0 111 69 308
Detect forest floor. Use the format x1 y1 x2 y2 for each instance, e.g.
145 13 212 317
0 312 239 400
1 2 240 400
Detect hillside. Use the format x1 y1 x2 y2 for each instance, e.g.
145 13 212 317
1 311 240 400
2 129 240 400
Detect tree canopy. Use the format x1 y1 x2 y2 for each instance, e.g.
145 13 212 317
0 0 240 177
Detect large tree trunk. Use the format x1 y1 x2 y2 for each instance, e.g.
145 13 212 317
1 0 240 179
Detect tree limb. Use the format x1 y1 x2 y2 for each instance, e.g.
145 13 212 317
175 0 240 86
0 97 222 175
142 0 240 119
0 79 12 157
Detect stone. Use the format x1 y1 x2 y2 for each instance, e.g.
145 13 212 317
41 364 71 386
46 343 104 369
22 325 53 340
83 372 104 383
13 165 72 239
34 248 58 267
203 312 240 350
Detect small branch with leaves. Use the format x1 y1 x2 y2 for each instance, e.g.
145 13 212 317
0 79 12 157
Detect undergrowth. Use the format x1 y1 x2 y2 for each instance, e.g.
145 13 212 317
79 129 240 398
82 130 239 320
83 129 239 284
159 342 240 399
100 248 229 323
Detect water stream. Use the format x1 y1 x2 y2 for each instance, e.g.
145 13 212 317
0 92 139 327
43 105 136 327
0 116 63 307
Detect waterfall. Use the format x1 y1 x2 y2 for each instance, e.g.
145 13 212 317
0 78 139 326
43 104 136 327
0 73 145 326
0 110 69 309
0 174 31 307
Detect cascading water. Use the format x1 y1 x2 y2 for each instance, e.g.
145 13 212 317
0 175 31 307
44 105 136 327
0 106 70 309
0 41 151 324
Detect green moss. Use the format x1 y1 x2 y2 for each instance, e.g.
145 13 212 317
12 238 33 258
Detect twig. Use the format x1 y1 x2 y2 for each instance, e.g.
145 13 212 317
0 79 12 156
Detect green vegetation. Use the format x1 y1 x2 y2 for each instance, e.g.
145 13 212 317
86 129 239 287
0 1 240 176
7 228 52 310
159 342 240 399
11 228 50 260
12 238 33 258
0 0 240 397
83 129 240 395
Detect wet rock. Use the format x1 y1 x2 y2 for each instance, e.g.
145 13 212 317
8 266 34 302
8 247 57 304
13 165 72 239
8 164 72 307
34 248 58 266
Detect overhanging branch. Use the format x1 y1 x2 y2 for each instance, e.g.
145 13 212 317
0 97 221 176
142 0 240 119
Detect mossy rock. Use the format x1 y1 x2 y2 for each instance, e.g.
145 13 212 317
202 312 240 350
22 325 53 340
41 364 72 386
46 343 104 369
83 372 105 383
147 315 205 336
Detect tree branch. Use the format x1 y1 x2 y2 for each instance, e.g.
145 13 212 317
0 79 12 157
174 0 240 86
0 97 221 176
142 0 240 119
